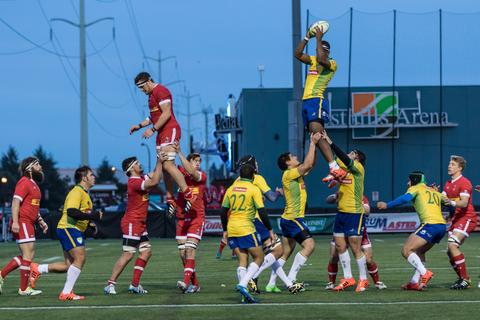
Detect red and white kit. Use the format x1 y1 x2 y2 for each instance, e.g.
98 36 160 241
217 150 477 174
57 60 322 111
443 175 477 237
121 175 150 246
11 177 41 243
176 167 207 241
148 84 181 149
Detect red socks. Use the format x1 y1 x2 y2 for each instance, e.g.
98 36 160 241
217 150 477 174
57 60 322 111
327 262 338 283
19 260 31 291
453 254 469 280
1 255 22 279
367 262 380 283
183 259 195 286
132 258 148 287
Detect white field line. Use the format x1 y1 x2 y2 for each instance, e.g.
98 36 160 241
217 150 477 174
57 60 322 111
1 300 480 311
41 256 62 263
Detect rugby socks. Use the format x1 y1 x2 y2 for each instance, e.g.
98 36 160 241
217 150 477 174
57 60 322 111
338 251 353 279
267 258 285 286
19 260 31 291
453 254 469 279
132 258 148 287
183 259 195 286
0 256 22 278
38 264 49 274
329 161 340 170
449 257 461 278
218 239 227 254
191 271 199 286
288 252 307 281
407 253 427 276
356 255 368 280
236 266 247 282
271 260 293 287
239 262 259 288
62 265 81 294
252 253 276 279
367 261 380 283
328 262 338 283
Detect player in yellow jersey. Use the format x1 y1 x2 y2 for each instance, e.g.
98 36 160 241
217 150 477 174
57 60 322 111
30 166 103 301
271 133 320 289
234 156 304 295
221 164 274 303
378 171 447 290
319 131 369 292
294 25 347 183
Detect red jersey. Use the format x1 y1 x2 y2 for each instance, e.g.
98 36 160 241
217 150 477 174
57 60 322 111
148 84 179 132
443 175 476 220
176 166 207 219
123 175 149 223
13 176 41 223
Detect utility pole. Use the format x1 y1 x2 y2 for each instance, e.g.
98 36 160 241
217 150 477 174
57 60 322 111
202 105 213 185
51 0 114 165
289 0 303 158
144 50 177 83
179 91 200 153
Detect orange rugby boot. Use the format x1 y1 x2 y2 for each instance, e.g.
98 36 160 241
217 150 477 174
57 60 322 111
355 279 369 292
334 277 356 291
58 291 85 301
419 270 434 289
401 282 422 291
29 262 41 289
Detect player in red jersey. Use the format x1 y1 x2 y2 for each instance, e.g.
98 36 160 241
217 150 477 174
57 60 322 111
173 147 207 293
324 193 387 290
442 155 477 289
103 156 163 295
0 157 47 296
130 72 196 216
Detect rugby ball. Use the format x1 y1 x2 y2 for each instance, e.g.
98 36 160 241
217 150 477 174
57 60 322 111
308 20 329 38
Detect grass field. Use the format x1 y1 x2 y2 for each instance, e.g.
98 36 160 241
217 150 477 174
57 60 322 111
1 234 480 320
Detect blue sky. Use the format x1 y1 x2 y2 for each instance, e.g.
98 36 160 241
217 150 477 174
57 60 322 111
1 0 480 170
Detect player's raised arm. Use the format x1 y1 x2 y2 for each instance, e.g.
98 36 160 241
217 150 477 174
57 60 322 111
297 132 321 176
176 146 203 182
315 28 332 70
294 30 312 65
143 157 163 190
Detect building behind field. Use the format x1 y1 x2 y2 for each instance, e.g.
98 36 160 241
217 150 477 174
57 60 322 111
229 85 480 209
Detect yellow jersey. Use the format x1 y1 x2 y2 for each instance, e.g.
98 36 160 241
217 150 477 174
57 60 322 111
235 174 271 219
406 183 446 225
222 178 265 237
281 168 307 220
337 159 365 214
302 56 337 100
57 185 93 232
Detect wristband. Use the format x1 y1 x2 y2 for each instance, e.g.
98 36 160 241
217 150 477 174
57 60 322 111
304 36 310 42
138 123 143 129
151 126 157 132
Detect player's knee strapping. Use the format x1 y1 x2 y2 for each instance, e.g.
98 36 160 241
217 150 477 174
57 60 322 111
263 237 281 254
185 241 198 250
123 245 137 253
139 242 152 252
448 234 462 247
165 152 176 161
178 243 186 251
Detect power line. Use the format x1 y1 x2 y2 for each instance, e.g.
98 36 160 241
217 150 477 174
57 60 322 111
0 40 50 55
124 0 152 72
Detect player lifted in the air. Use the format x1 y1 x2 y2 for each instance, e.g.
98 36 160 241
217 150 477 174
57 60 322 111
0 157 47 296
319 131 369 292
325 194 386 290
294 24 346 183
268 132 321 289
378 172 447 290
221 164 274 303
130 72 195 216
174 147 207 294
104 156 163 295
441 155 477 290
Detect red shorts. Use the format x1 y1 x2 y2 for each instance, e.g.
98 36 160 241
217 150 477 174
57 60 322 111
121 220 147 240
449 216 477 237
156 125 181 148
176 218 205 241
10 220 36 244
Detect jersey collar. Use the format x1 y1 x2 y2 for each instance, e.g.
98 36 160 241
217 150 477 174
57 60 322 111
451 175 463 183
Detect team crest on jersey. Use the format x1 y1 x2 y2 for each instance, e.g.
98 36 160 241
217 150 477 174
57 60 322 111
77 237 83 244
31 199 40 206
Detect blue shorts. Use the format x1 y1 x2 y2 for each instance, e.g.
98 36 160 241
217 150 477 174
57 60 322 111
280 218 310 238
414 223 446 244
228 232 261 250
302 98 330 127
57 228 86 252
333 212 365 237
254 219 270 243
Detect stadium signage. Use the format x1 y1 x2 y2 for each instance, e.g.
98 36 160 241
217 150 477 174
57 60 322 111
325 91 458 139
215 114 242 134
